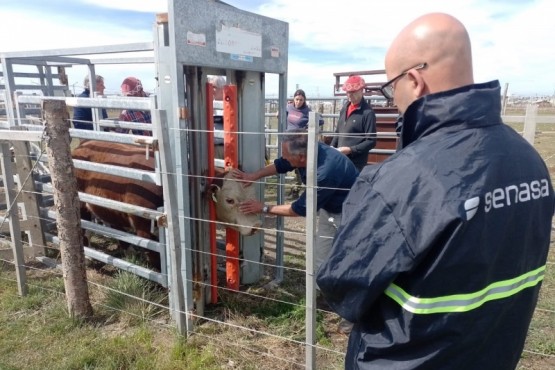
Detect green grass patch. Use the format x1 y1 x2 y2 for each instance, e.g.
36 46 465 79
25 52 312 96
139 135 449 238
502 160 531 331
0 270 225 370
100 270 167 325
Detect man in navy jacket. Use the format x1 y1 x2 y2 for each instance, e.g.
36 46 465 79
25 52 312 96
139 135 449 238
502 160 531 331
233 129 358 273
317 12 555 370
72 75 108 130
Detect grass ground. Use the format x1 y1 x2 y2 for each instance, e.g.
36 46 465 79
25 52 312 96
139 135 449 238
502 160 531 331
511 121 555 369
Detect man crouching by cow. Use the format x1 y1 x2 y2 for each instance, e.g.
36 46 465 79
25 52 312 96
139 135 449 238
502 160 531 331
232 129 359 277
71 139 262 270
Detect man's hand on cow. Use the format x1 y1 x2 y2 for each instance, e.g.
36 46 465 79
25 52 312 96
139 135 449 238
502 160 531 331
230 169 257 187
239 199 263 214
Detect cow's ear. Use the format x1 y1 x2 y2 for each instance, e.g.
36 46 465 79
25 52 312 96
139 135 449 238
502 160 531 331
208 184 220 203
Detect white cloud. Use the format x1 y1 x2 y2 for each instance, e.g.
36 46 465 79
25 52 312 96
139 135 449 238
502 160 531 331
1 11 152 52
0 3 159 94
255 0 554 96
1 0 553 96
472 0 554 95
81 0 167 13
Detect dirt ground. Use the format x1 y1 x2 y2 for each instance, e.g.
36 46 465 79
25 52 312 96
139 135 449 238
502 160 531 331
212 210 350 368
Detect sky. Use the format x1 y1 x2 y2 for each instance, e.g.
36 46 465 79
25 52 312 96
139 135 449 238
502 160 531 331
0 0 553 98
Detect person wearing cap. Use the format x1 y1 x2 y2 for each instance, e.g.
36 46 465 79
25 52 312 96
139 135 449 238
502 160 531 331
72 74 108 130
330 75 377 172
118 77 152 136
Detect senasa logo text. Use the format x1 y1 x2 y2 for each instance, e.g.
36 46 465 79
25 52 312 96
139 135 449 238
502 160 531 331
485 179 550 213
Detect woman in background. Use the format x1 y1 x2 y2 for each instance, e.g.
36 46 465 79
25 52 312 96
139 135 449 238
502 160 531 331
285 89 324 199
286 89 324 131
119 77 151 136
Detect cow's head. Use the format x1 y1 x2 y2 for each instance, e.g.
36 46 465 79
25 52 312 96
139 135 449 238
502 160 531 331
210 172 262 235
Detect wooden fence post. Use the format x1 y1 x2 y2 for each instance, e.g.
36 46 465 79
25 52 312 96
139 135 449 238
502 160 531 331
42 99 93 319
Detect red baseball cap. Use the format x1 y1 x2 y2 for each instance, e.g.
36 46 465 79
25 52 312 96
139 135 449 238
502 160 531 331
342 75 366 92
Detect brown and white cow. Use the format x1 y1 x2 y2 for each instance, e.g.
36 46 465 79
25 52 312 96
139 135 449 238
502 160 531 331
209 172 262 236
72 140 162 245
71 140 261 265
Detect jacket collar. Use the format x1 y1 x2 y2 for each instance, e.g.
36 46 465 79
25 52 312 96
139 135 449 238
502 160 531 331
399 80 503 149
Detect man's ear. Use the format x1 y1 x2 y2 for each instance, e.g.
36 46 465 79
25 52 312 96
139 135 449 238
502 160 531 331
407 69 427 99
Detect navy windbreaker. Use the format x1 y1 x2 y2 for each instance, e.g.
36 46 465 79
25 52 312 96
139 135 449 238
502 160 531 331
273 142 359 216
317 81 555 370
72 89 108 130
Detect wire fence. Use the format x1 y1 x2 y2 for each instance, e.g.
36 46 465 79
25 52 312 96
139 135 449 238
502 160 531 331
0 109 554 369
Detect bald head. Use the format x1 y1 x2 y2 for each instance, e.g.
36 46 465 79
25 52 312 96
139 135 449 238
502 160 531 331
384 13 474 112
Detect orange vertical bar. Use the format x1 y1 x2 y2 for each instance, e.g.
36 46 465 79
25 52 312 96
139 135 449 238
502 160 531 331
223 85 240 290
206 82 218 303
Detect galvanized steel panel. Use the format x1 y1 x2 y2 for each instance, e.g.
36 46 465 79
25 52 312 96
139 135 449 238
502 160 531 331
170 0 288 73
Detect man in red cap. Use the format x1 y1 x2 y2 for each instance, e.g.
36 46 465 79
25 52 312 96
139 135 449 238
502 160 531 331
330 75 377 172
119 77 152 135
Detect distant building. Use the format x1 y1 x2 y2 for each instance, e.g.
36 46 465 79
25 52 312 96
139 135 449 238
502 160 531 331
533 99 552 108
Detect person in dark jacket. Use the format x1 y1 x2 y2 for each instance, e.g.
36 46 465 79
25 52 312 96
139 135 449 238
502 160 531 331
317 12 555 370
72 74 108 130
286 89 324 131
232 129 358 273
286 89 324 199
330 75 376 171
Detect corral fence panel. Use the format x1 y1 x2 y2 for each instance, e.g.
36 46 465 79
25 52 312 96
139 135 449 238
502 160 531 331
0 64 188 329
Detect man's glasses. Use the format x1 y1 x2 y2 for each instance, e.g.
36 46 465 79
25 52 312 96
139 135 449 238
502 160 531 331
379 63 427 100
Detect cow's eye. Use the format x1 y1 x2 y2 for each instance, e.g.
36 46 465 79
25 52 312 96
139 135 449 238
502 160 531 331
225 198 235 205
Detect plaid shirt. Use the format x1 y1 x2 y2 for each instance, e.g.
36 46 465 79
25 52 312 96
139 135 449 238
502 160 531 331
118 110 152 135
